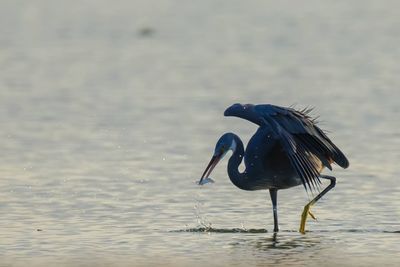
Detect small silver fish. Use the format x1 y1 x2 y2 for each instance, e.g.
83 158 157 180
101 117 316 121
198 177 215 185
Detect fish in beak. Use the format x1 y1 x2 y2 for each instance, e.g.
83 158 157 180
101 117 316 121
198 154 222 185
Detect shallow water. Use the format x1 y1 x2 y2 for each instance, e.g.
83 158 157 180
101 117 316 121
0 0 399 266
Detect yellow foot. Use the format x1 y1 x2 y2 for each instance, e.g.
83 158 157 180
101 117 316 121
299 203 315 234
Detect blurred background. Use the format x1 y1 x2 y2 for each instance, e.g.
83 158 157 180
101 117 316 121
0 0 399 266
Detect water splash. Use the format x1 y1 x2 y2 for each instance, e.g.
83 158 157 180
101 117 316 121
193 201 213 230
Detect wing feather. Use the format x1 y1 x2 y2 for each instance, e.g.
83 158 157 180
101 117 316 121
224 103 349 192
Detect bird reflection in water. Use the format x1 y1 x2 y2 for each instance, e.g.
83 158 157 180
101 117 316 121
227 232 317 248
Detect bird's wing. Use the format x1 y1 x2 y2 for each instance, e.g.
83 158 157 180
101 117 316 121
224 103 349 192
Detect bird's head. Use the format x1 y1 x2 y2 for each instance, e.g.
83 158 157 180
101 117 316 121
198 133 237 185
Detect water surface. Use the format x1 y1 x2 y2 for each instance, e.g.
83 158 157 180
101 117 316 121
0 1 399 266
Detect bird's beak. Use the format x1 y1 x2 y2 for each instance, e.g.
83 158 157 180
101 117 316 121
198 154 221 185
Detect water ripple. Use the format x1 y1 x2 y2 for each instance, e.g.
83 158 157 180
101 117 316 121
172 227 400 234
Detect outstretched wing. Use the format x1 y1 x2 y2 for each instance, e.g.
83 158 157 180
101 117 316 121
224 103 349 192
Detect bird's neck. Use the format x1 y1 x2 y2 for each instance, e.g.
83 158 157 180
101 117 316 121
227 135 250 190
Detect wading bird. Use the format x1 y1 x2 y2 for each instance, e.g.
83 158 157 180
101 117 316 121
199 103 349 234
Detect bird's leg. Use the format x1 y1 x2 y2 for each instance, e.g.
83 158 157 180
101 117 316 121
299 175 336 234
269 188 279 232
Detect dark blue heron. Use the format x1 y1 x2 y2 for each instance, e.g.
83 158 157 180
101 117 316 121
199 103 349 233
